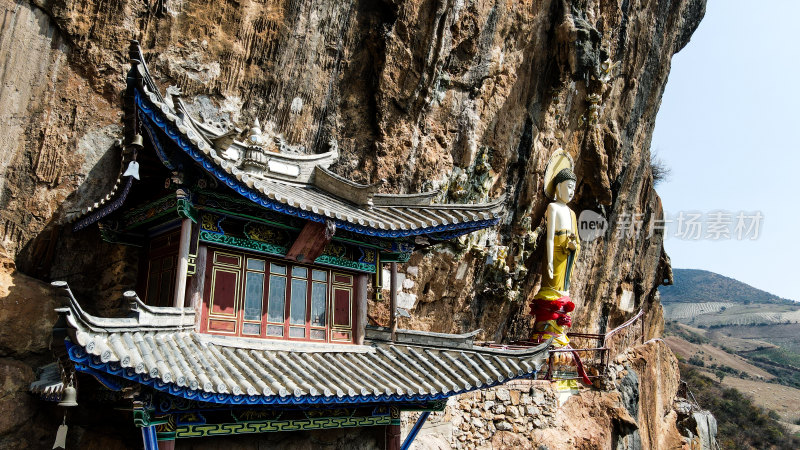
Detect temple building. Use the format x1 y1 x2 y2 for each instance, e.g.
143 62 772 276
32 41 549 449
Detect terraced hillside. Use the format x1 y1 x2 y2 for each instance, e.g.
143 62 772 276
661 269 799 327
666 321 800 426
663 302 800 327
661 270 800 440
662 301 734 320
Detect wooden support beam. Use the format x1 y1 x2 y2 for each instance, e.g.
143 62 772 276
286 220 333 263
173 217 192 307
390 262 398 341
401 411 430 450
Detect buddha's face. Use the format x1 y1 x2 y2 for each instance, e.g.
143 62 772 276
555 180 575 203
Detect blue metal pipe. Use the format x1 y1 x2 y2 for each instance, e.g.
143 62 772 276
400 411 430 450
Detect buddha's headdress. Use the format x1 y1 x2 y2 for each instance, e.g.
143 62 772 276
552 168 576 186
543 149 576 200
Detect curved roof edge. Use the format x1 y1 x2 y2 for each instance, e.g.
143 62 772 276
126 40 506 239
55 281 550 406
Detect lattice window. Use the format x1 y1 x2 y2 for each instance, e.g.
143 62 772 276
201 247 356 343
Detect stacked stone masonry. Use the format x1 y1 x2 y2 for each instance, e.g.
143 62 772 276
402 380 559 449
401 341 717 450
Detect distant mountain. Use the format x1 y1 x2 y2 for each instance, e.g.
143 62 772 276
659 269 794 305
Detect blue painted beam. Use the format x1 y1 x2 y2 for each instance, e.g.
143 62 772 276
400 411 430 450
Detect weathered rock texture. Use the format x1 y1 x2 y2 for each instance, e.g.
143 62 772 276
404 340 716 450
0 250 66 449
0 0 706 448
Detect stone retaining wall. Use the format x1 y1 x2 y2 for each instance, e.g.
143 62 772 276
402 379 559 449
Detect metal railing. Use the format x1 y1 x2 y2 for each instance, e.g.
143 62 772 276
526 310 645 382
602 309 645 364
477 310 646 383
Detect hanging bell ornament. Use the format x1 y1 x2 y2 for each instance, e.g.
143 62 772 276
129 134 144 150
58 385 78 407
52 415 68 449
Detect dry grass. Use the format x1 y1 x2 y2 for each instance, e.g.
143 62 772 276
701 372 800 423
704 328 776 352
665 336 774 380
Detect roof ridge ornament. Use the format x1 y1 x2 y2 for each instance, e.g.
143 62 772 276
312 166 381 206
241 118 278 173
51 281 195 332
164 85 182 110
249 118 262 144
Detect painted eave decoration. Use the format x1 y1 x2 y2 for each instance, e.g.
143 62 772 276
68 148 137 231
30 362 64 402
54 281 548 406
127 40 504 240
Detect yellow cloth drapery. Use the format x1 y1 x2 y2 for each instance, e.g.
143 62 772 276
535 209 580 301
532 209 580 347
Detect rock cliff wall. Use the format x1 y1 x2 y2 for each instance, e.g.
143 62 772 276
0 0 706 448
403 340 716 449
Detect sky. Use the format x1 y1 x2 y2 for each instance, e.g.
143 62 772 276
651 0 800 300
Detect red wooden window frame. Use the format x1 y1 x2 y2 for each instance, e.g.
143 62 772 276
199 247 356 344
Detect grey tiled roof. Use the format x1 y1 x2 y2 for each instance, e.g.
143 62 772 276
239 175 506 232
129 41 505 237
54 282 548 405
136 84 505 235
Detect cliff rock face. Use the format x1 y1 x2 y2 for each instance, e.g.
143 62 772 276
404 340 716 449
0 250 62 449
0 0 706 448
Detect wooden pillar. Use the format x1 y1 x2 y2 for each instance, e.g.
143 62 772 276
355 273 368 345
189 245 207 331
375 253 382 302
141 426 158 450
173 217 192 308
386 406 402 450
390 262 398 341
385 423 401 450
157 440 175 450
